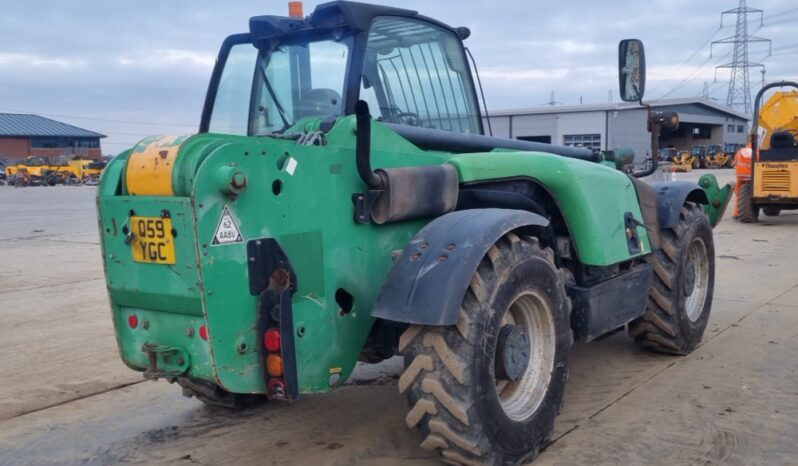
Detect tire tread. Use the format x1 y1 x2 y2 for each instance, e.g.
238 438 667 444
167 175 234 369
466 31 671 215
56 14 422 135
399 233 572 465
629 203 713 354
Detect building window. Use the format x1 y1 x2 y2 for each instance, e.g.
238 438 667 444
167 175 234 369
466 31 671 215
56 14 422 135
737 125 745 133
727 124 735 133
563 134 601 152
30 137 99 149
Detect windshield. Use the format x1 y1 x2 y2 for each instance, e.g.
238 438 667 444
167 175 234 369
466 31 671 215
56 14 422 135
208 37 351 136
26 156 48 166
206 17 480 136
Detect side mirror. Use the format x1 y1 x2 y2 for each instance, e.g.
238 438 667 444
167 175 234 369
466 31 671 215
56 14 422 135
618 39 646 102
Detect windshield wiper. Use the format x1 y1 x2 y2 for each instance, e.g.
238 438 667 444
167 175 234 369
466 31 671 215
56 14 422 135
258 63 293 131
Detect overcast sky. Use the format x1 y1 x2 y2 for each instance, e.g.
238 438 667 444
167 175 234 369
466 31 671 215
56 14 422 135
1 1 796 154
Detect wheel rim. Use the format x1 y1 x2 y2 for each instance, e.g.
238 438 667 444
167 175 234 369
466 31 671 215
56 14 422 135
684 237 710 322
495 291 556 421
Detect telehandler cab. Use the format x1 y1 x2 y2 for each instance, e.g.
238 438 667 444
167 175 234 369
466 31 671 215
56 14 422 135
97 2 732 464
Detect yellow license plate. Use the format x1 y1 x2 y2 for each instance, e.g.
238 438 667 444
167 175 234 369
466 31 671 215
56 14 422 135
130 216 176 264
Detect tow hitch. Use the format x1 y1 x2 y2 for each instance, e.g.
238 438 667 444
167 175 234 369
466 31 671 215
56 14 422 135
142 343 189 379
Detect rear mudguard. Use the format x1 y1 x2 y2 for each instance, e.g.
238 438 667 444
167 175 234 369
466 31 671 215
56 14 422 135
371 208 548 326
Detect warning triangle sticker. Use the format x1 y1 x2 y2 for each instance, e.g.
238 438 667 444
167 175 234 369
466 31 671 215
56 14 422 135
212 206 243 245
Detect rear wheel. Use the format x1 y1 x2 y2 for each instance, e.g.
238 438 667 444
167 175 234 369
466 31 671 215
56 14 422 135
737 183 759 223
629 203 714 354
762 207 781 217
399 233 572 465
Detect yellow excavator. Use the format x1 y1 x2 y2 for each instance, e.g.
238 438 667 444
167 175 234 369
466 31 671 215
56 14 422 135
737 82 798 222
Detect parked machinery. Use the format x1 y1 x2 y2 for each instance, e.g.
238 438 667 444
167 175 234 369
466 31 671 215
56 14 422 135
50 155 107 185
706 144 733 169
672 148 698 172
691 144 709 168
737 83 798 222
659 147 678 162
4 156 51 186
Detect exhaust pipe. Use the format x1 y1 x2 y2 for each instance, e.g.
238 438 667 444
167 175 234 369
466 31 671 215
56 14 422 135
355 100 383 190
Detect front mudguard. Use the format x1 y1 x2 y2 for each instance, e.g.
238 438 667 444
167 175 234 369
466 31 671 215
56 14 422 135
652 177 732 228
371 208 549 326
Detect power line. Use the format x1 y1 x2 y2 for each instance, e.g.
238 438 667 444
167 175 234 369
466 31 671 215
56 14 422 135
659 48 732 99
647 26 724 95
652 16 768 99
0 106 197 128
103 141 142 146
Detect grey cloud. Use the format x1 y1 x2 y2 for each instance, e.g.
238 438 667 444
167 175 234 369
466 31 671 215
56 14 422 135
0 1 795 153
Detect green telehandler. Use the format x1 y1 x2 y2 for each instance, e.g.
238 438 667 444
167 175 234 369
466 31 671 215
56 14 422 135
96 2 733 464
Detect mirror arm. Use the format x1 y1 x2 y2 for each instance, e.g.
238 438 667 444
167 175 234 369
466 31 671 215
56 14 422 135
631 101 659 178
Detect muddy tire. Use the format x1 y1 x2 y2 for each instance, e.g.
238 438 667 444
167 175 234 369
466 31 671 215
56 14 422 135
762 207 780 217
737 183 759 223
629 203 714 355
399 233 572 465
176 377 264 409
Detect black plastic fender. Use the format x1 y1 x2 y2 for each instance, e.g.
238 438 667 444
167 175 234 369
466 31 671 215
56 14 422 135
651 181 709 230
371 208 549 326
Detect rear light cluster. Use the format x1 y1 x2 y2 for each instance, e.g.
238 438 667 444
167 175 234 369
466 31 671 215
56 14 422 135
264 328 283 377
264 327 286 399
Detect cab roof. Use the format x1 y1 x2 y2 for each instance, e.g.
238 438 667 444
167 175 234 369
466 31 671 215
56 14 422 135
249 1 466 42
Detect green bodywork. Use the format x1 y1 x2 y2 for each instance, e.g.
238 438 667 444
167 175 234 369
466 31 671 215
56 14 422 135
98 117 664 395
698 174 735 226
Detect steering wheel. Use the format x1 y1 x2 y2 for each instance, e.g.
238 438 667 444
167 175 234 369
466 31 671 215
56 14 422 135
392 111 421 126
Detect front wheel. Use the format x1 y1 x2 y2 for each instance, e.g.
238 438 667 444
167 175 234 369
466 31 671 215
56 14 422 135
737 183 759 223
399 233 572 465
762 207 781 217
629 203 715 354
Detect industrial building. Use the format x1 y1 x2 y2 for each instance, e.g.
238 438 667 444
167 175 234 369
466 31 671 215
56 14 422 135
0 114 106 162
486 98 750 162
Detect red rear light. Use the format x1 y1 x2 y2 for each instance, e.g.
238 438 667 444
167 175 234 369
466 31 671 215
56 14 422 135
264 328 281 352
128 314 138 329
199 325 208 341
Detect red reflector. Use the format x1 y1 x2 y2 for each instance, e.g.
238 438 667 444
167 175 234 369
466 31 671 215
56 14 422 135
264 328 281 352
199 325 208 341
128 314 138 329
